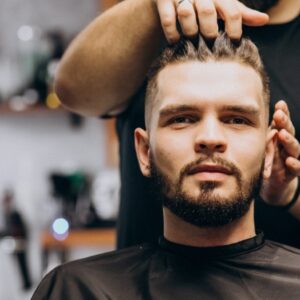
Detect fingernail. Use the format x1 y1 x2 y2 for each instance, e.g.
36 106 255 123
283 130 289 140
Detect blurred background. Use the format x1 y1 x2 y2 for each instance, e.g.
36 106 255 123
0 1 120 299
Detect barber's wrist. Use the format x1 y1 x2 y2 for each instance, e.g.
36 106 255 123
281 178 300 211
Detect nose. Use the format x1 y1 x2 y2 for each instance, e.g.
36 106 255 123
194 116 227 154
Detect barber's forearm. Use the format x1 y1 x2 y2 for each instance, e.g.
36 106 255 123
55 0 163 116
289 196 300 220
288 179 300 220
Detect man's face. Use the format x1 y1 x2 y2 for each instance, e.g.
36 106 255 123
136 61 272 227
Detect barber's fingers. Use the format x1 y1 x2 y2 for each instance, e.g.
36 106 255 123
285 157 300 177
156 0 180 43
278 129 300 158
236 1 269 26
273 106 296 136
275 100 290 118
195 0 268 39
156 0 269 43
177 0 199 37
214 0 242 40
195 0 218 39
207 0 269 39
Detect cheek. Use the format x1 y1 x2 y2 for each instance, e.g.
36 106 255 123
151 132 192 177
230 134 266 175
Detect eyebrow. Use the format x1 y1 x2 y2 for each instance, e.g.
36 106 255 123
159 105 199 118
219 104 260 115
159 103 260 119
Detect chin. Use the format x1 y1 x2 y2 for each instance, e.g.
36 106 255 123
185 181 240 203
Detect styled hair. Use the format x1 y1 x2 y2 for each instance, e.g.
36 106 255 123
145 33 270 129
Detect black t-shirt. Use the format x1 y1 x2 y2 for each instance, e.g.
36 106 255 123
115 16 300 249
32 233 300 299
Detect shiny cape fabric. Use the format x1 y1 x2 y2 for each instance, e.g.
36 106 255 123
32 233 300 300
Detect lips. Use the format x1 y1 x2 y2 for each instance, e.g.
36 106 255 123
188 164 233 176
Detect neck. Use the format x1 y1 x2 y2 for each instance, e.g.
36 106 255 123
267 0 300 24
163 202 256 247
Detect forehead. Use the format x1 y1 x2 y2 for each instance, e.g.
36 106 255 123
155 60 264 111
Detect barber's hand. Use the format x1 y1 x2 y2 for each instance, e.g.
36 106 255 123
260 100 300 207
155 0 269 43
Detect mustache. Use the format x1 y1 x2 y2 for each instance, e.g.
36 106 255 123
179 156 242 183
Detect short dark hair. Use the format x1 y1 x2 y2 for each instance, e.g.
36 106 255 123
145 33 269 129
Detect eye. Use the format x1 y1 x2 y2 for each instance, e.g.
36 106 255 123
172 116 194 123
224 116 250 125
167 115 198 128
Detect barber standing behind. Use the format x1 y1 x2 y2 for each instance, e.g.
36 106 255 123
54 0 300 248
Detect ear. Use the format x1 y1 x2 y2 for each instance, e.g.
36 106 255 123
134 128 151 177
263 128 278 179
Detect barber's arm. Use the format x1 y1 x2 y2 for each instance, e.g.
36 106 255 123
54 0 268 117
260 100 300 219
55 0 163 117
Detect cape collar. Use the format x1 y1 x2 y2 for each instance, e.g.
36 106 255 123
159 232 265 259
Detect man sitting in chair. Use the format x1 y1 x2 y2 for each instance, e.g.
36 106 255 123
32 34 300 300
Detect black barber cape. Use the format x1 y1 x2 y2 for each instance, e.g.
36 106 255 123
33 233 300 300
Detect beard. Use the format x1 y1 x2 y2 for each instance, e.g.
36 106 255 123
150 155 263 227
239 0 279 12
